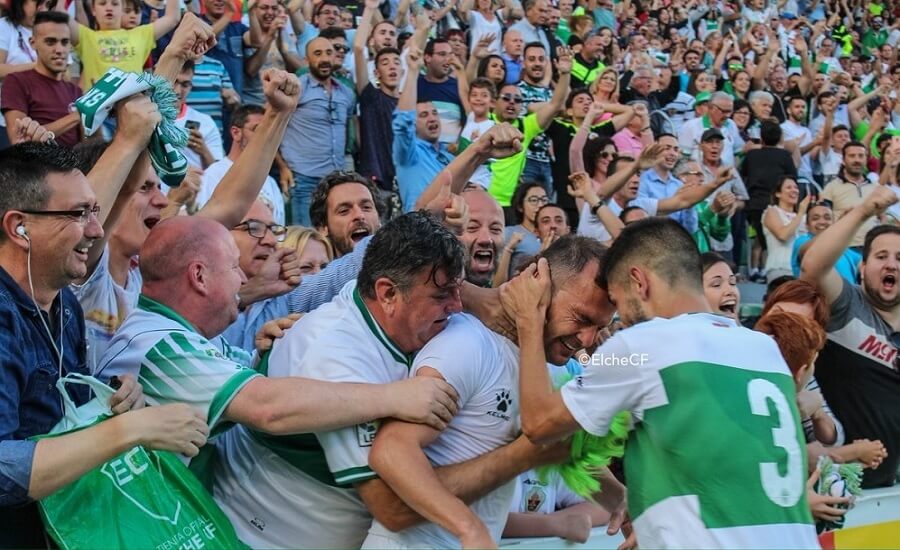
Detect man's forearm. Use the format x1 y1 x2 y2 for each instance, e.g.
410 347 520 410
801 206 868 280
415 146 488 207
29 414 139 500
198 109 292 227
44 112 81 137
87 134 146 227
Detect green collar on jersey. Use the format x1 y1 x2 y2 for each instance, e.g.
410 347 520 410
352 286 414 369
137 294 198 333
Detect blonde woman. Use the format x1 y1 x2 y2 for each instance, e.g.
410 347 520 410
281 227 335 276
589 67 619 104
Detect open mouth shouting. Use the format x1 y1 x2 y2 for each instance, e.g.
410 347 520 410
718 297 737 317
470 247 495 272
143 215 161 231
350 224 371 244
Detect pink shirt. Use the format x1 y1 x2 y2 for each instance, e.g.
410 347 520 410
612 128 644 157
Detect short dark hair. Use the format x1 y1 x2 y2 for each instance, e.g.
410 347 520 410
601 217 702 291
565 87 592 109
477 55 507 81
619 205 645 223
319 26 347 41
374 47 401 65
357 211 465 299
469 77 498 99
842 140 867 156
606 154 635 177
511 181 546 223
536 203 568 224
425 37 450 56
657 132 677 142
0 143 83 231
760 120 782 146
314 0 341 16
310 171 383 229
533 234 607 292
122 0 141 12
523 41 546 57
180 59 195 74
33 10 70 26
863 224 900 261
230 104 266 130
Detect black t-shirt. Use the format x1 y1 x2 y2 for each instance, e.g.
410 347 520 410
817 283 900 488
358 83 399 190
740 146 797 211
546 118 616 217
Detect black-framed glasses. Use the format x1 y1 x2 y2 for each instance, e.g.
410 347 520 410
333 44 349 53
234 219 287 242
600 151 616 159
500 93 524 104
20 205 101 225
525 196 550 205
712 104 733 115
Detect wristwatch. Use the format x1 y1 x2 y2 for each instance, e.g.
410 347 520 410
590 198 605 216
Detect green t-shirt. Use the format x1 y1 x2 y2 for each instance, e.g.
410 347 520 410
488 113 542 207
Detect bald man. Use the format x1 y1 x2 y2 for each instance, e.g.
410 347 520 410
282 36 356 226
96 215 459 463
460 188 505 287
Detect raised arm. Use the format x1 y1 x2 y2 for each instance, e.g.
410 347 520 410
151 0 182 39
535 47 572 129
764 194 810 242
154 13 218 84
354 0 381 93
656 170 729 215
198 70 300 227
801 186 897 303
415 123 525 206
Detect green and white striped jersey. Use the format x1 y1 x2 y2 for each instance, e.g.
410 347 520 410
97 295 260 439
560 313 819 549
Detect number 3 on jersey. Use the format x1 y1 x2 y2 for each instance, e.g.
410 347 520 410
747 379 803 508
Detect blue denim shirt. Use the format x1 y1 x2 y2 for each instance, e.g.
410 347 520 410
280 73 355 178
638 168 699 234
0 266 89 544
392 109 454 211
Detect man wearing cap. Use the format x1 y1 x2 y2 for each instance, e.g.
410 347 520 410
699 128 748 260
678 91 744 165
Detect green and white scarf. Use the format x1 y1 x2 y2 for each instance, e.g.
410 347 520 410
75 68 189 187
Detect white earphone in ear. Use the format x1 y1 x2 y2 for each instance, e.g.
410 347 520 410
16 224 27 238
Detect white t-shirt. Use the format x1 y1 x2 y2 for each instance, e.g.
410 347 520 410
781 119 813 180
0 18 35 126
509 470 585 514
364 314 521 548
175 106 224 170
458 112 495 188
560 313 818 549
212 281 411 549
467 11 502 55
198 156 285 225
577 197 659 242
70 246 142 374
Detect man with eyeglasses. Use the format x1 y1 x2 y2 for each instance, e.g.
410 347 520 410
0 142 210 548
678 91 744 166
197 104 285 225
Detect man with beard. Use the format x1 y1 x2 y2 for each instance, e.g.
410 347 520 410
394 47 455 210
518 42 554 193
363 236 629 549
294 0 343 60
489 48 572 217
820 142 878 250
417 38 464 146
801 186 900 489
1 11 82 148
310 171 382 258
197 105 285 225
281 36 356 226
570 32 606 89
506 218 819 549
460 188 504 287
354 0 401 194
638 134 698 234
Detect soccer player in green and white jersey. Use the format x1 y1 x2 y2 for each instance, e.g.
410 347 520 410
504 217 819 549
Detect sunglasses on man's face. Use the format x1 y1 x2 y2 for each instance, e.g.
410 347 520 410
500 94 524 104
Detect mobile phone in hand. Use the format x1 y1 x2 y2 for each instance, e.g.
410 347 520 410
185 120 200 131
